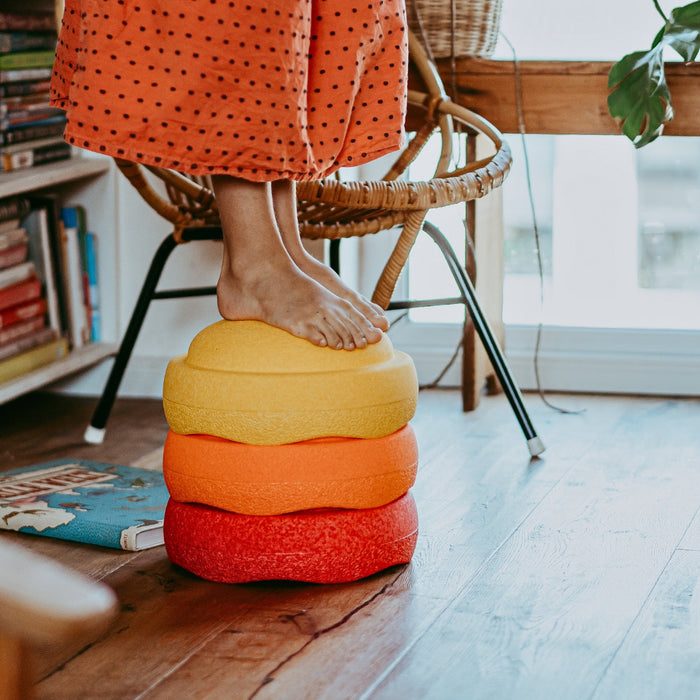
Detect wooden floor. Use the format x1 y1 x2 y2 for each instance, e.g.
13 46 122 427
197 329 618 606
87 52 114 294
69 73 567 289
2 389 700 699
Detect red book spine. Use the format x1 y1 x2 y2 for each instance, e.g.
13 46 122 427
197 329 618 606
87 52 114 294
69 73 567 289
0 298 46 328
0 243 28 270
0 278 42 312
0 315 45 346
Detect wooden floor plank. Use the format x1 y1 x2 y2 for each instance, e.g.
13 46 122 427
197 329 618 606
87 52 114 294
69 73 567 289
591 550 700 700
139 394 633 699
2 391 699 699
365 398 700 700
35 548 271 698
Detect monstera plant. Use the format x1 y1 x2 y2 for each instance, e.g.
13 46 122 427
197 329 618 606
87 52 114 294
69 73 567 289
608 0 700 147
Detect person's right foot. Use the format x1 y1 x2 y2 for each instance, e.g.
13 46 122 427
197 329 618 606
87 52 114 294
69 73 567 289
216 257 384 350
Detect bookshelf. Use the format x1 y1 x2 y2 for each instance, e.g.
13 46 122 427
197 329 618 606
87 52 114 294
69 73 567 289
0 156 119 405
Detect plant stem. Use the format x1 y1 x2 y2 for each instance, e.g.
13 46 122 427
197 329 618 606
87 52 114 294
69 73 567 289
652 0 668 21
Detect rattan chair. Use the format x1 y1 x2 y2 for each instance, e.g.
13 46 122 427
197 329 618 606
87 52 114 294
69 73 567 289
84 31 544 457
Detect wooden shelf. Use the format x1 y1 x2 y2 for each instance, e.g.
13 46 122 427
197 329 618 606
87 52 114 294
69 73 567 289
0 343 117 405
0 157 110 200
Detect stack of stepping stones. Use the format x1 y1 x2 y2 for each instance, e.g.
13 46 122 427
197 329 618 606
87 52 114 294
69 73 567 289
161 320 420 584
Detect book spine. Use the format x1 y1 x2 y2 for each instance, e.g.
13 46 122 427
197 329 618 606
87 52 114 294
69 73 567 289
61 208 88 348
0 260 34 289
1 141 71 172
1 107 65 129
1 135 63 155
0 50 56 71
0 66 53 85
85 232 99 341
0 32 57 55
0 13 57 33
0 243 27 270
0 314 45 346
0 326 55 362
0 278 42 313
0 197 30 223
0 119 65 146
22 206 61 334
0 337 68 384
0 227 27 250
0 79 52 97
0 298 46 328
29 195 70 339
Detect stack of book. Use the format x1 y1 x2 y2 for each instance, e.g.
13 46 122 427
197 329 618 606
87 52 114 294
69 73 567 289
0 196 68 382
0 192 100 385
0 9 70 172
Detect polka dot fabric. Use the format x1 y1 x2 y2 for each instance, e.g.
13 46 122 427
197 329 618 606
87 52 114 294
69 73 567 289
51 0 408 182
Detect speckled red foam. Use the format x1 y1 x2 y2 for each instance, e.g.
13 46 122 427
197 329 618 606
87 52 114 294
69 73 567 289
163 492 418 584
162 425 418 515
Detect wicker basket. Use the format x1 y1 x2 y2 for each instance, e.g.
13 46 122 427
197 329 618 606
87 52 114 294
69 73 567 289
406 0 503 59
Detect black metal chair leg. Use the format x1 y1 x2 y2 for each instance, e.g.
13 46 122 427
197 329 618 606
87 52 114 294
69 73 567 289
421 221 545 456
84 234 180 443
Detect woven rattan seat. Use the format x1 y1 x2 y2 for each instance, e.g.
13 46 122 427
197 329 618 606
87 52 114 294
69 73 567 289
85 30 544 456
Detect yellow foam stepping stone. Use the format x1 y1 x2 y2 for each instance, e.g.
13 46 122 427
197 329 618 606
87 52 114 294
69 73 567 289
162 320 418 445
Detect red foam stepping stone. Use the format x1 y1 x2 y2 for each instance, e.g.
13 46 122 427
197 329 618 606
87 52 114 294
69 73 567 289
164 492 418 584
163 425 418 515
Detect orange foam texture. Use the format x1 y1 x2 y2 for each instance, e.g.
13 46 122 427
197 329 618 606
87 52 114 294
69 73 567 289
163 425 418 515
164 492 418 584
162 320 418 445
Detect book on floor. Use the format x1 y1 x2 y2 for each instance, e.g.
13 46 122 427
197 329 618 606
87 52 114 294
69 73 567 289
0 459 168 551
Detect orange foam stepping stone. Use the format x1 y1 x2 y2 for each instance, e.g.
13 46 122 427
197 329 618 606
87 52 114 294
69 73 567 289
162 320 418 445
163 425 418 515
164 492 418 584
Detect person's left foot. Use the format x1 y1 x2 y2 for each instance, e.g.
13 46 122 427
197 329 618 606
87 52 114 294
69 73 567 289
289 248 391 333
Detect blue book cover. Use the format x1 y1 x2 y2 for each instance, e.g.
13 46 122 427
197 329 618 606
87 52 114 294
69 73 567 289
0 459 167 551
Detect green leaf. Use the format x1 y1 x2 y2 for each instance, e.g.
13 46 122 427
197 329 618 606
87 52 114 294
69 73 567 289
608 47 673 148
608 1 700 147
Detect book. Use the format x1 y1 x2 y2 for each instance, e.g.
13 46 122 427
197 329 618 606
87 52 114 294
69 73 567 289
0 79 51 98
0 66 53 85
0 459 168 551
0 196 30 224
0 277 41 312
0 223 25 239
1 106 65 129
0 116 66 146
0 325 54 361
0 336 67 382
1 139 71 171
0 297 46 328
0 13 56 33
22 205 62 333
0 50 56 71
0 93 53 119
0 241 27 269
85 231 100 341
0 259 34 289
29 194 70 338
61 206 89 347
0 31 57 55
0 313 45 346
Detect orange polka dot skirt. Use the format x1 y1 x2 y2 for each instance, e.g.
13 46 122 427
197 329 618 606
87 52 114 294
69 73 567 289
51 0 408 182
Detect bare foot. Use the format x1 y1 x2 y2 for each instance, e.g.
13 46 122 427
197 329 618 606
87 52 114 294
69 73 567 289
269 181 390 333
217 256 384 350
289 248 391 333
